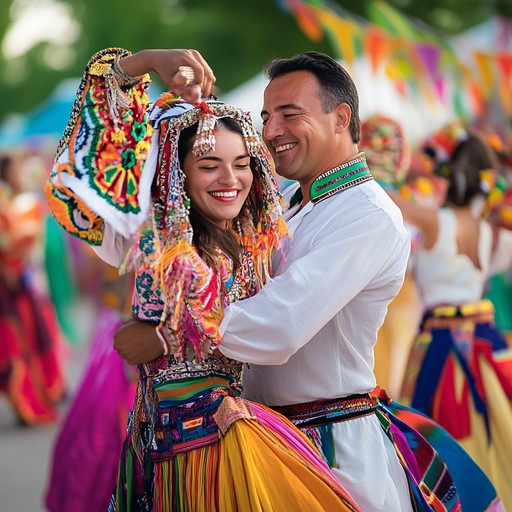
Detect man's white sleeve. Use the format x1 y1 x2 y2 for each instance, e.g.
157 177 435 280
219 210 409 364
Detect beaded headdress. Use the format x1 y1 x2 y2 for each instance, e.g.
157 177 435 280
145 93 282 249
359 114 410 189
45 46 288 363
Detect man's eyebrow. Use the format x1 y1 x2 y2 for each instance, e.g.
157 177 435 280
260 103 302 117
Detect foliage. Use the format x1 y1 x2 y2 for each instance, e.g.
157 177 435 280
0 0 332 124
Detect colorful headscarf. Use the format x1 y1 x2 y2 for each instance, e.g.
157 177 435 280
45 48 289 361
359 114 410 189
133 95 288 360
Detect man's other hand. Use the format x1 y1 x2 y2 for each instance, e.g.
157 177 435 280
113 319 164 365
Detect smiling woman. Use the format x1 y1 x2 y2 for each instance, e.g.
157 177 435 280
181 119 254 227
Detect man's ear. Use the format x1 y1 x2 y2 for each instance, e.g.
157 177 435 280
334 103 351 134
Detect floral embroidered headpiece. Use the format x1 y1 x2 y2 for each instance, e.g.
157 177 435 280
359 114 410 189
145 94 283 247
421 121 468 178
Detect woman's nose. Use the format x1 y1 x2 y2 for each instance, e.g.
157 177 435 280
218 167 237 185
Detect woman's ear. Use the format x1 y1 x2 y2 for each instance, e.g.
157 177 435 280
334 103 351 134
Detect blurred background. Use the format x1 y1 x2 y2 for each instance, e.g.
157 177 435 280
1 0 512 510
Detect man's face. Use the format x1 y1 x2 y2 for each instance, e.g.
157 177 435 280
261 70 340 185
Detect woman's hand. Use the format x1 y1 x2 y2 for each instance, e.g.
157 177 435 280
113 319 164 364
119 49 216 103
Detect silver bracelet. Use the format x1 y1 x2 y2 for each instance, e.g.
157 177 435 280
112 57 142 86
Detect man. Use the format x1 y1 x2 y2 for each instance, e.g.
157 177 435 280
216 52 414 511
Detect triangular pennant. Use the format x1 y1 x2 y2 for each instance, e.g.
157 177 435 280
315 9 359 64
365 27 390 73
416 42 441 79
496 52 512 86
473 51 496 96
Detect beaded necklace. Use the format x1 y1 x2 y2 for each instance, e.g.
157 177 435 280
289 152 373 208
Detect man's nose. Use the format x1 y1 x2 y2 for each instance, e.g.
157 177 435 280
262 117 284 141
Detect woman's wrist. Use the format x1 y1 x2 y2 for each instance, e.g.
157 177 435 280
117 50 150 82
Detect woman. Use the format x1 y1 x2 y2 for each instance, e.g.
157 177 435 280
45 47 359 512
0 153 64 425
359 114 422 398
389 129 512 509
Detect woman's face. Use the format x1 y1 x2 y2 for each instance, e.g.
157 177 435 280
183 125 254 226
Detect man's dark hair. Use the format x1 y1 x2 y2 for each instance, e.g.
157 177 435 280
264 51 360 143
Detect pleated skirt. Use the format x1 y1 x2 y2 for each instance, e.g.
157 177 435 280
400 299 512 510
109 374 359 512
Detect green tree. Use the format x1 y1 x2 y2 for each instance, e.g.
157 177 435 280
0 0 333 124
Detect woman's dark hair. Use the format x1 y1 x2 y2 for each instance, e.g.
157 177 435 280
445 133 499 207
264 51 360 143
177 117 263 270
0 154 13 182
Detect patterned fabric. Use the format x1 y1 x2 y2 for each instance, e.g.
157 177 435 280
385 401 505 512
45 48 152 244
401 300 512 440
287 152 373 207
298 391 504 511
401 299 512 509
273 393 379 428
294 392 460 511
110 372 360 512
0 190 64 425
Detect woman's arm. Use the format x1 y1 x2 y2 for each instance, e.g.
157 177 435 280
490 227 512 275
387 190 439 250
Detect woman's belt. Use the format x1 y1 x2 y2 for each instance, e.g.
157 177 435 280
421 299 495 329
424 299 495 319
272 393 379 428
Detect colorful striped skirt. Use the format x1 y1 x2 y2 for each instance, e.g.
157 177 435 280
109 362 360 512
279 390 504 511
400 299 512 510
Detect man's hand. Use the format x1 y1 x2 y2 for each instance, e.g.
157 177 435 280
113 319 164 365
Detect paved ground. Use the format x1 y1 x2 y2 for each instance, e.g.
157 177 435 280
0 299 94 512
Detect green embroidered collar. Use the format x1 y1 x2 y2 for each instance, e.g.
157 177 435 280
289 153 373 207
